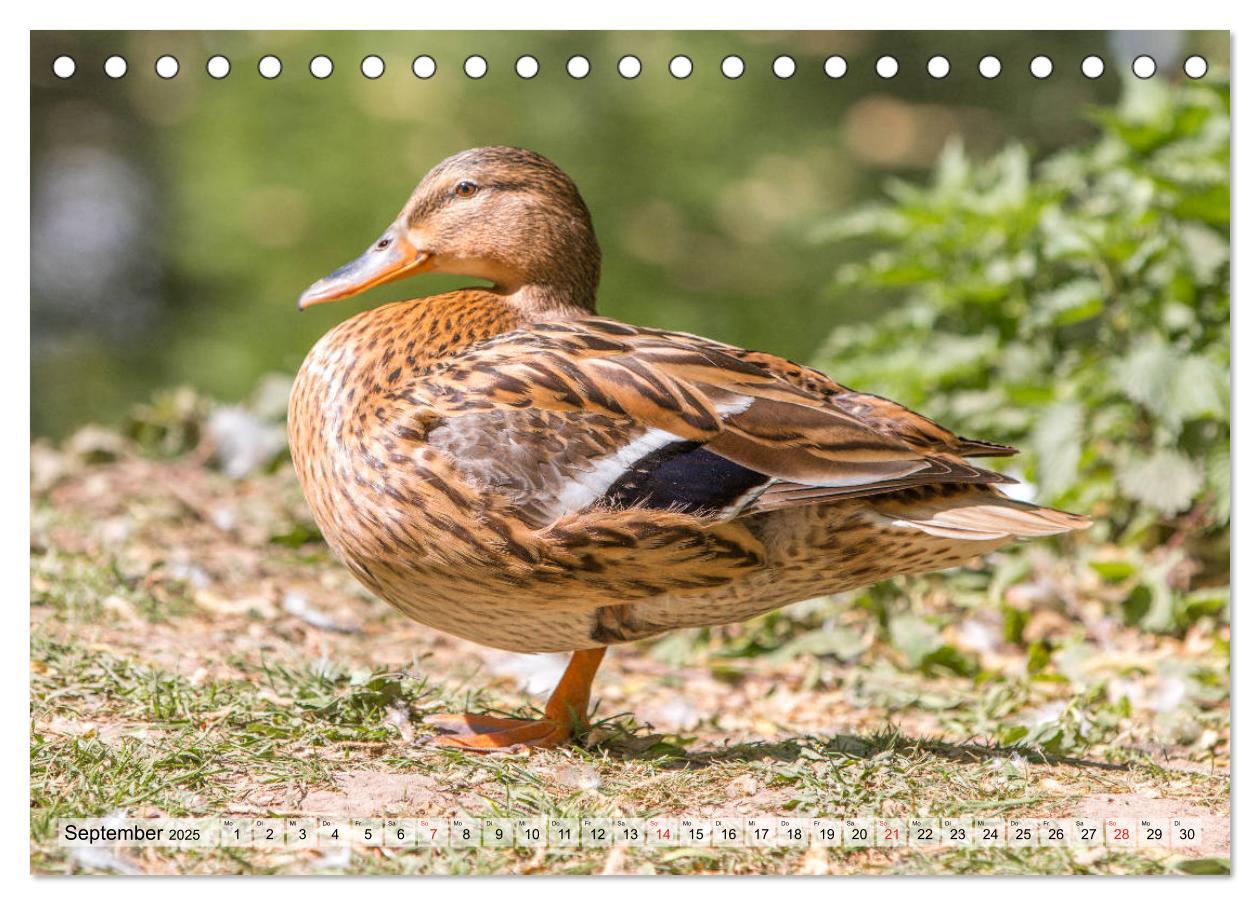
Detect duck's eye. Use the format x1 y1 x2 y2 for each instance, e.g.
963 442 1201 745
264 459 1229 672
454 181 478 199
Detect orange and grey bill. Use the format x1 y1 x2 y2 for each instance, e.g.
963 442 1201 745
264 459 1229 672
297 229 431 309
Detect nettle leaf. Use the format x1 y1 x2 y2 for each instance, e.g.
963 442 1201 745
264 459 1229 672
811 205 908 243
1173 183 1230 226
1039 205 1103 260
1118 449 1204 516
1111 335 1179 411
889 613 941 668
1179 222 1230 284
1026 640 1052 674
1113 341 1226 430
982 251 1036 288
1031 402 1084 496
1089 559 1138 582
980 145 1032 212
1205 446 1231 526
920 645 979 678
934 137 971 193
1182 586 1230 624
920 331 1001 380
1167 355 1228 424
1161 301 1198 333
1031 278 1105 327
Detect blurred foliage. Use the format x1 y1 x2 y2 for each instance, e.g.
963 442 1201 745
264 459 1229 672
31 30 1226 437
813 80 1229 564
122 386 210 458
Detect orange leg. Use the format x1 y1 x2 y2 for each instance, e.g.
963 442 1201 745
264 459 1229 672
426 647 607 752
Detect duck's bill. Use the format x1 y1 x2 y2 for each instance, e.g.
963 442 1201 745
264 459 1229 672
297 232 432 309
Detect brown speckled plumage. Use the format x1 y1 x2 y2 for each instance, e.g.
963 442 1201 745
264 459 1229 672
289 147 1089 748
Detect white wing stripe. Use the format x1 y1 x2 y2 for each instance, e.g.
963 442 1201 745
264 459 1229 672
549 426 687 517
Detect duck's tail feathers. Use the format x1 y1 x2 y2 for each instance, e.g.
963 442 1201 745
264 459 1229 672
871 488 1091 542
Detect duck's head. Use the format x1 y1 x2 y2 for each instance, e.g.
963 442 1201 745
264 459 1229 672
298 146 602 315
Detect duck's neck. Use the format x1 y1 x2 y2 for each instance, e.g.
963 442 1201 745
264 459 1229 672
491 232 602 321
499 282 599 322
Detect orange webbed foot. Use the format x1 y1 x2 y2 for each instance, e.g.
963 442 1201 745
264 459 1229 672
424 647 607 754
425 713 570 752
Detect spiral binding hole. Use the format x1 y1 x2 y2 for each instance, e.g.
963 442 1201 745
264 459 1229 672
1132 55 1156 79
1081 55 1105 79
155 55 179 79
516 55 539 79
309 56 333 79
412 56 436 79
668 55 691 79
207 55 230 79
258 55 282 79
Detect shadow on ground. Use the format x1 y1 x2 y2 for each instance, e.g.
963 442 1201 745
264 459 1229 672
594 724 1133 773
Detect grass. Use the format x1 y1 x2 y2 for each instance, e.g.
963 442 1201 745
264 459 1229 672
29 433 1230 875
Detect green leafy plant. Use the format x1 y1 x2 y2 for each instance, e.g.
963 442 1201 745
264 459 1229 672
812 80 1229 566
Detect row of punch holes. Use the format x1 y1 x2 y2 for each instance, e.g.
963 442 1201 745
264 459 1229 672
50 52 1210 82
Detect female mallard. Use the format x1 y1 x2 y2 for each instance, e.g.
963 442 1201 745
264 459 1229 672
290 147 1088 751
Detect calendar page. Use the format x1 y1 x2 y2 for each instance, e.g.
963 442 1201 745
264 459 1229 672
28 24 1231 878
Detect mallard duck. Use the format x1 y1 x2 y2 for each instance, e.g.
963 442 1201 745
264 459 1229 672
290 147 1088 751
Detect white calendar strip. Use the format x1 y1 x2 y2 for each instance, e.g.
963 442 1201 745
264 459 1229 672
57 816 1206 850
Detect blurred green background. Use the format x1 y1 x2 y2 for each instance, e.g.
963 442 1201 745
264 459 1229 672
30 30 1225 439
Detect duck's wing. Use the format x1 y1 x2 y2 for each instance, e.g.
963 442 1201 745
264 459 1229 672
675 340 1017 459
408 317 1017 524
